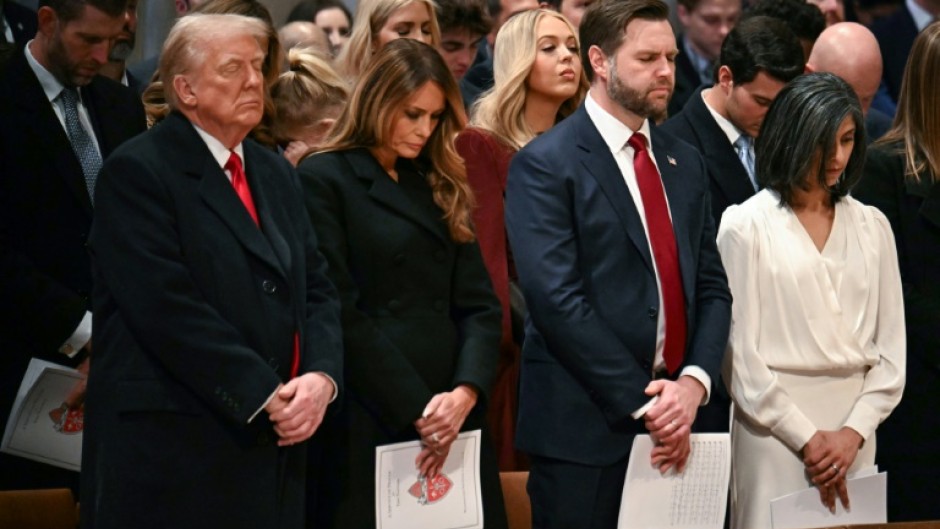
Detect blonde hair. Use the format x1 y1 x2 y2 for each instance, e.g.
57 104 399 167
470 9 588 151
878 21 940 183
271 47 348 145
336 0 440 79
323 39 475 242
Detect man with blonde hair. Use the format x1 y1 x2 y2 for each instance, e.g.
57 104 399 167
80 13 343 529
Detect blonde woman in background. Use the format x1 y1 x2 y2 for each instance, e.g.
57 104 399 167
335 0 440 79
270 48 348 166
454 8 587 471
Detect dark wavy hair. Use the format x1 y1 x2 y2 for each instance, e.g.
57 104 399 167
756 72 866 207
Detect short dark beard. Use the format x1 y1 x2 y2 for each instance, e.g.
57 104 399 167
605 58 669 120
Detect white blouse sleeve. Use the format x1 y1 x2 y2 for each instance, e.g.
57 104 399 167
717 208 818 452
843 209 906 440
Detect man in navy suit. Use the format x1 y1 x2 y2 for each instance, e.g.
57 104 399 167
505 0 731 527
661 16 803 228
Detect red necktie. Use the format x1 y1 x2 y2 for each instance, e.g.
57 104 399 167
225 151 259 225
628 133 687 375
225 151 301 378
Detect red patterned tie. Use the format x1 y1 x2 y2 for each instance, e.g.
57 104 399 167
225 151 259 225
628 133 687 375
225 151 301 378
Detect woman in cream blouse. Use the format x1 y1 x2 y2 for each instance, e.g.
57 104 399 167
717 73 905 529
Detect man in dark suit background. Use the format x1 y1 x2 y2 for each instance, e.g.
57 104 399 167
668 0 741 118
80 13 343 529
871 0 938 104
505 0 731 526
0 0 144 492
661 16 804 228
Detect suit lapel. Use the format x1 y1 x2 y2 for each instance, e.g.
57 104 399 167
161 114 286 278
346 149 449 244
12 53 93 216
651 129 696 305
573 109 654 274
244 145 291 277
686 91 756 204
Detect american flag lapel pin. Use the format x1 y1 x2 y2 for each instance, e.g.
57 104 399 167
667 155 677 166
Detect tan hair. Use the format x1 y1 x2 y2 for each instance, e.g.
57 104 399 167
336 0 440 79
271 47 348 145
877 21 940 183
323 39 475 242
471 9 588 151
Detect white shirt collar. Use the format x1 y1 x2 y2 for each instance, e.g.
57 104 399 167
192 123 245 171
907 0 935 32
700 88 746 146
24 40 69 104
584 92 653 154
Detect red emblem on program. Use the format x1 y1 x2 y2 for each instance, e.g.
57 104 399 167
408 474 453 505
48 404 84 434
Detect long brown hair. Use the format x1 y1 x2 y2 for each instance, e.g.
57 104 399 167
877 21 940 182
322 39 474 242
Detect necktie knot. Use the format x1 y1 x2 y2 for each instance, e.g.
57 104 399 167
59 87 80 106
627 132 648 153
225 150 259 226
735 134 758 191
225 151 243 175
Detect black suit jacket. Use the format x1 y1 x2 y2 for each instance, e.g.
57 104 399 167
298 148 505 528
660 86 756 228
669 34 707 119
505 104 732 466
2 1 36 46
872 4 918 103
854 142 940 521
0 45 145 488
81 112 343 529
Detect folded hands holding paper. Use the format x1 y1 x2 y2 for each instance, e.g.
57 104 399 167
414 384 478 479
801 426 865 513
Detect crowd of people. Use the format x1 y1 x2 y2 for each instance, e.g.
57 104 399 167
0 0 937 527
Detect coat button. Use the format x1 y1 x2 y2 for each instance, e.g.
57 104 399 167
393 253 405 265
433 300 446 311
262 280 277 294
434 250 446 262
267 358 280 370
388 299 402 311
648 307 657 319
642 359 652 371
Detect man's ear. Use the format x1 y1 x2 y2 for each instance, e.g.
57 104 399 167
716 65 734 93
36 6 59 40
172 74 197 107
588 45 608 83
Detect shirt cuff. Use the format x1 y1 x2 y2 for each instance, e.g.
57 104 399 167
248 387 279 424
59 311 92 357
245 371 338 424
679 366 712 406
631 395 659 419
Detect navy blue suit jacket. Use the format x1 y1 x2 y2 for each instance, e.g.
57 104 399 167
505 103 731 466
660 86 756 228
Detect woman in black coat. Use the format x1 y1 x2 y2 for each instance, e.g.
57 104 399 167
298 39 507 528
853 21 940 523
